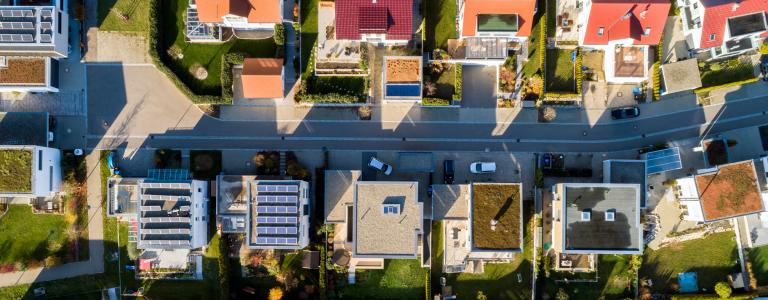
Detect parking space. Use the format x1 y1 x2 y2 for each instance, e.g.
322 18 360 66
461 65 498 108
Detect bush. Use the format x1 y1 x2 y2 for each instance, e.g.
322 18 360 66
453 63 462 101
273 24 285 46
221 53 246 102
575 48 583 93
714 282 731 298
422 97 451 106
761 42 768 54
653 61 661 101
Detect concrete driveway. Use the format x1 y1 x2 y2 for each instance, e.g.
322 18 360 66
461 65 497 108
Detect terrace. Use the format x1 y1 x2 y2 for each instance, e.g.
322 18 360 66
613 46 645 78
314 1 366 75
694 160 763 222
471 183 522 251
554 0 580 45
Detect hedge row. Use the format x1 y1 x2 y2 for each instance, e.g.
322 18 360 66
694 77 759 94
543 92 580 99
539 11 546 74
220 53 245 103
421 97 452 106
319 244 327 299
652 61 661 101
147 0 226 104
452 63 462 101
575 48 583 93
670 294 755 300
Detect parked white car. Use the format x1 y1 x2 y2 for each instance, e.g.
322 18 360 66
470 162 496 174
368 157 393 175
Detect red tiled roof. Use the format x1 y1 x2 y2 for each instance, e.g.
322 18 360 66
196 0 281 24
335 0 413 40
582 0 670 45
241 58 284 99
699 0 767 49
461 0 537 37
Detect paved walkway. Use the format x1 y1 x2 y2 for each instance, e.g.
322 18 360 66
0 152 104 287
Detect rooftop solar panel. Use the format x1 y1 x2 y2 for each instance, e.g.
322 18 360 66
645 147 683 174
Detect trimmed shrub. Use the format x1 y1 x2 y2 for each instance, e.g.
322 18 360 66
575 48 583 93
221 53 246 103
653 61 661 101
453 63 462 101
714 282 731 298
273 24 285 46
422 97 452 106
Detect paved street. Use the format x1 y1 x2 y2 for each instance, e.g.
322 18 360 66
86 64 768 154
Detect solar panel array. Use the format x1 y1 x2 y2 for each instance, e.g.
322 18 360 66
255 216 298 224
0 34 32 42
0 9 34 18
0 22 34 30
148 169 191 181
256 227 298 235
255 237 298 245
256 206 298 214
256 195 298 203
256 184 299 193
645 147 683 174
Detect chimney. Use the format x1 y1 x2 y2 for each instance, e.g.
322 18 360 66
732 1 740 11
490 219 499 231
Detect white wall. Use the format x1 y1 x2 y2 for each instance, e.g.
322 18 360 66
190 180 209 249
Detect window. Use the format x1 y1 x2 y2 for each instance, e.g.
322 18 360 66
709 33 716 41
303 204 310 216
693 2 698 9
581 209 591 221
597 27 605 36
644 27 651 36
57 12 61 34
38 150 43 171
605 209 616 221
383 204 399 215
197 188 201 192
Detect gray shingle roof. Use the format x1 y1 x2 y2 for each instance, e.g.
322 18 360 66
354 181 422 257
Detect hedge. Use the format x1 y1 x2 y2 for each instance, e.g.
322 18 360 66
652 61 661 101
424 269 430 300
147 0 226 104
452 63 462 101
273 23 285 46
575 48 583 93
221 53 245 102
319 244 327 299
543 92 580 99
670 294 756 300
539 11 546 75
421 97 452 106
694 77 759 94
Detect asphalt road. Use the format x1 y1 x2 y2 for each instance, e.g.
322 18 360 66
87 65 768 153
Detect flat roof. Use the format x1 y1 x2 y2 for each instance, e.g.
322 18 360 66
248 180 304 248
562 183 642 253
432 184 469 220
217 175 254 215
354 181 422 257
0 147 31 192
661 59 702 94
605 160 647 207
0 56 45 85
471 183 522 251
324 170 360 223
0 112 48 146
695 160 763 221
138 180 207 250
384 57 421 83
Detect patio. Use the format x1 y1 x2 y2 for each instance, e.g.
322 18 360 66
613 46 646 78
316 1 365 73
555 0 580 44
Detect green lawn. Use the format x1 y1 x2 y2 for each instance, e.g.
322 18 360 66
305 76 368 97
342 259 427 299
431 202 533 300
640 232 739 292
545 49 576 92
98 0 151 32
545 255 635 300
521 11 543 77
0 149 31 192
424 0 457 51
0 205 68 264
546 0 556 38
300 0 318 78
160 0 277 95
748 245 768 286
700 58 756 88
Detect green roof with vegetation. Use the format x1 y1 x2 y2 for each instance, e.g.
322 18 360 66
0 149 32 193
472 183 522 250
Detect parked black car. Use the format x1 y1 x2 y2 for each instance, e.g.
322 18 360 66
611 106 640 119
443 160 455 184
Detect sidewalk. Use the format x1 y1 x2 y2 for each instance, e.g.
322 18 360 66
0 152 104 287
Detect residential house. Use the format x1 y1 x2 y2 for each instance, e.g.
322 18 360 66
449 0 536 62
216 176 311 250
677 0 768 59
334 0 413 44
603 159 648 207
550 183 642 271
0 145 61 198
0 0 69 92
325 172 424 276
432 183 523 274
674 160 765 222
187 0 282 41
239 58 285 99
578 0 670 82
745 156 768 247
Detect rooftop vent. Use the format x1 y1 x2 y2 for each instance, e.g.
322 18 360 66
606 210 616 221
0 56 6 68
581 210 591 221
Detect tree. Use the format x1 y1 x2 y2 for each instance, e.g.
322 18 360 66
714 282 731 298
269 287 284 300
556 288 569 300
424 81 437 96
476 291 487 300
630 255 643 273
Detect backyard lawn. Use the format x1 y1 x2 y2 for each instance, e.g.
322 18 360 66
748 245 768 286
160 0 278 96
521 11 543 77
98 0 150 32
699 57 756 88
545 254 635 299
640 231 739 292
342 259 427 299
545 49 576 92
432 202 534 300
0 205 69 264
300 0 318 78
424 0 457 52
424 63 456 100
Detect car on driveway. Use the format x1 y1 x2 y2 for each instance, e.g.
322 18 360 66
368 157 393 175
443 160 455 184
611 106 640 120
470 162 496 174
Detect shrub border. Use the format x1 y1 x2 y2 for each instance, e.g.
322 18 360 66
694 77 759 94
